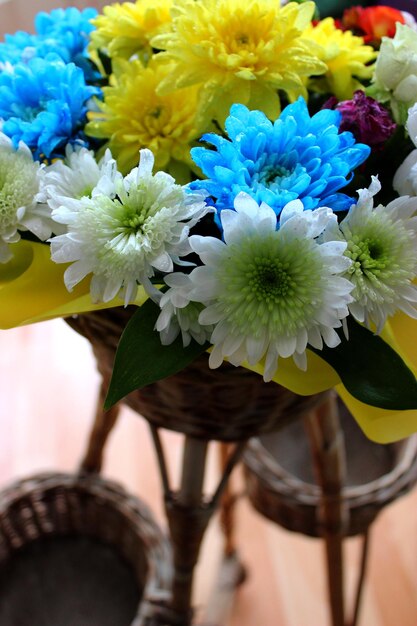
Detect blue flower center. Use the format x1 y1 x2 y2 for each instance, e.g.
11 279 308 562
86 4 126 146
258 164 291 187
13 103 41 122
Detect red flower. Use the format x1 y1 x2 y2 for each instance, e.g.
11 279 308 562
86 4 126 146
342 5 405 44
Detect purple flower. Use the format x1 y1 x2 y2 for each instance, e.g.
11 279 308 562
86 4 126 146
323 91 396 150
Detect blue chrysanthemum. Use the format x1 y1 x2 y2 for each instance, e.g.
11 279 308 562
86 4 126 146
35 8 98 63
190 98 371 217
0 55 100 159
0 32 39 65
0 8 97 72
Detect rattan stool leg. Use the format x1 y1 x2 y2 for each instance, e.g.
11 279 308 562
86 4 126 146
324 530 370 626
305 393 348 626
148 429 249 625
170 437 209 620
79 379 120 474
323 531 345 626
218 443 238 558
195 444 247 626
348 531 371 626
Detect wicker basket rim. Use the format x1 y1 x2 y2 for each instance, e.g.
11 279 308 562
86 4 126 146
244 434 417 506
0 471 172 604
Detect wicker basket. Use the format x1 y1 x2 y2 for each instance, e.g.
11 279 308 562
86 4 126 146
243 400 417 537
0 472 172 626
67 309 327 442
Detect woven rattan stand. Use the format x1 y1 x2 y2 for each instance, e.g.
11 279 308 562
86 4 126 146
66 308 328 625
243 392 417 626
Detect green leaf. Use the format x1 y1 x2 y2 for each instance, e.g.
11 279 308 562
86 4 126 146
105 304 417 412
104 299 209 409
312 317 417 410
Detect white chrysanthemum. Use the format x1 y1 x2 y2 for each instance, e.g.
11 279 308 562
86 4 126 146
0 132 51 262
186 192 353 382
393 148 417 196
393 103 417 196
49 148 209 305
371 23 417 123
336 177 417 332
155 272 213 346
45 145 120 217
406 102 417 145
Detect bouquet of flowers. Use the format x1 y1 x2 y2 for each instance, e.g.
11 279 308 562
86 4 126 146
2 0 417 443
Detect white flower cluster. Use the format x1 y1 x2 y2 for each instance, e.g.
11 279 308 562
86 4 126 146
3 136 417 381
1 140 209 308
156 185 417 380
48 147 210 305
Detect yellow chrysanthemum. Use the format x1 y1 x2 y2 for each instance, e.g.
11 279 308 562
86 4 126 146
86 58 200 174
151 0 327 125
89 0 173 63
302 17 376 101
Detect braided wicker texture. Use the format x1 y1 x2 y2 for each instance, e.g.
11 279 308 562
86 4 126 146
243 406 417 538
67 309 327 442
0 472 172 624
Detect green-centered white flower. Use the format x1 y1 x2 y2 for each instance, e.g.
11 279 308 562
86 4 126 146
44 145 120 218
49 148 209 305
330 176 417 332
186 192 353 381
0 132 50 262
156 272 213 346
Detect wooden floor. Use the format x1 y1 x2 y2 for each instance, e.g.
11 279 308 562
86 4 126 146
1 319 417 626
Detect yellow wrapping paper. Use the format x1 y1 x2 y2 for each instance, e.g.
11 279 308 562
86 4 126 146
336 313 417 443
2 240 417 443
0 241 147 327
